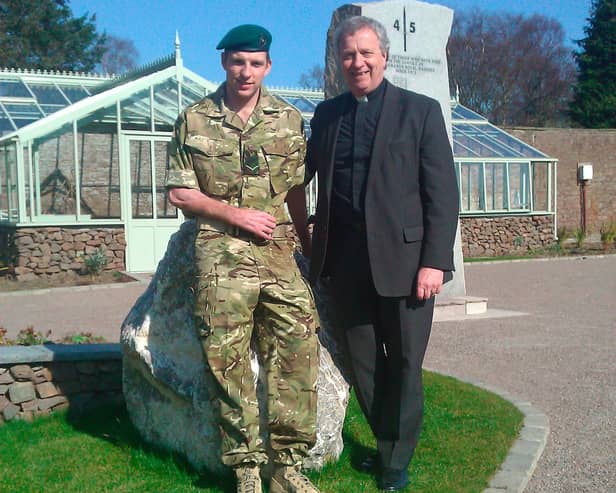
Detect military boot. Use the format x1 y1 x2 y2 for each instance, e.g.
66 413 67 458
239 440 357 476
234 464 262 493
270 465 321 493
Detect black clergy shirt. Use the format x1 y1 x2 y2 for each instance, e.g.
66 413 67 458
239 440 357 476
332 79 387 226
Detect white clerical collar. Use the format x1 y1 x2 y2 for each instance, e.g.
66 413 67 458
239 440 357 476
355 95 368 103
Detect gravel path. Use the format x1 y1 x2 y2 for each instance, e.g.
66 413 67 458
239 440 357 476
425 255 616 493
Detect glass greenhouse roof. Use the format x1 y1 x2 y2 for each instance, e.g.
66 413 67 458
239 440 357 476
0 69 111 133
451 101 549 160
0 65 551 163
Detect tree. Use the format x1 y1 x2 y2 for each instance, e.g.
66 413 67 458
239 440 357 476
569 0 616 128
298 64 324 90
100 35 139 74
447 9 576 126
0 0 106 72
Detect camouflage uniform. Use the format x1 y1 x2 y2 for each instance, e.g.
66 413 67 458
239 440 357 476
166 84 319 468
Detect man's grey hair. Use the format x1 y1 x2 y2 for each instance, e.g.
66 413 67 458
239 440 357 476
333 16 390 61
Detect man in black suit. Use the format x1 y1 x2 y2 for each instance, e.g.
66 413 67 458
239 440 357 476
287 15 459 492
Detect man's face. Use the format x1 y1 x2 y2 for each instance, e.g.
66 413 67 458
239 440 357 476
339 27 387 97
222 50 271 102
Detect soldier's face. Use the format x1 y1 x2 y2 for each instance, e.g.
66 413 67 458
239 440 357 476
339 27 387 97
222 51 271 102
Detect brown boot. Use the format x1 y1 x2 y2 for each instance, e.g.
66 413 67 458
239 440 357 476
270 465 320 493
234 464 262 493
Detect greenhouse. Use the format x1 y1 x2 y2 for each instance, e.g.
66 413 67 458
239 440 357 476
0 41 555 278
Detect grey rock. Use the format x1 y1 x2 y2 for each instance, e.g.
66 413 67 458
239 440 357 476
121 220 350 474
0 371 15 385
38 395 68 411
2 402 19 420
10 365 33 380
8 382 36 404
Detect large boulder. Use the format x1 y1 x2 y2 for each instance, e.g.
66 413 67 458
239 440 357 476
121 220 349 474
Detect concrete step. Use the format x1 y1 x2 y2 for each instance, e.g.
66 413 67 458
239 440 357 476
435 295 488 320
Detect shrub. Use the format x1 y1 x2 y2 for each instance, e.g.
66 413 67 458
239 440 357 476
574 228 586 249
599 222 616 250
83 247 109 277
14 326 52 345
556 226 571 247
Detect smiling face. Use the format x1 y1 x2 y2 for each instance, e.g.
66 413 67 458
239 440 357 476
339 26 387 97
221 50 271 108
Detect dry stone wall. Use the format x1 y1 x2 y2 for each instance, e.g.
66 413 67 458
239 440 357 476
12 227 125 280
460 215 554 257
0 345 123 424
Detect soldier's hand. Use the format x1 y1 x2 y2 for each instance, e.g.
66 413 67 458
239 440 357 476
230 208 277 240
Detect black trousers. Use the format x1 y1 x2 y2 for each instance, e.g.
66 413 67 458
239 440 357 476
328 227 433 470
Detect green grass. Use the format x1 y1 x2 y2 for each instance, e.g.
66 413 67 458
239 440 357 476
0 371 522 493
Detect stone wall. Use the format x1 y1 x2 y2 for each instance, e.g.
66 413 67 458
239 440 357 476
0 344 122 424
11 227 125 280
506 128 616 235
461 215 555 257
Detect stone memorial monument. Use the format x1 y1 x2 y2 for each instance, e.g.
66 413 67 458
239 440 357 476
326 0 466 297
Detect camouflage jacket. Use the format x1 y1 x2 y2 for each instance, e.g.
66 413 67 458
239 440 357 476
165 84 306 224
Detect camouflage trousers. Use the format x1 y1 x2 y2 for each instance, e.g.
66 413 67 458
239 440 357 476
194 230 319 468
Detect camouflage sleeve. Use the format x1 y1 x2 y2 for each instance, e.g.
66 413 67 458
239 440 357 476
290 116 307 188
165 113 200 189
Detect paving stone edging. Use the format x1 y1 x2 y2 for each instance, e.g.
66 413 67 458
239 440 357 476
427 369 549 493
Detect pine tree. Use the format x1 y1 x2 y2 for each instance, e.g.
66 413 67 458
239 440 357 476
569 0 616 128
0 0 106 73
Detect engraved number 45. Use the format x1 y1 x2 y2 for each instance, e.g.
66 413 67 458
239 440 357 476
393 19 416 33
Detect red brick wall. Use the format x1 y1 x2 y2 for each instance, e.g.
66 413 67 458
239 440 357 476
506 128 616 235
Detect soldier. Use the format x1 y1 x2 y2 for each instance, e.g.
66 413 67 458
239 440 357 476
165 24 321 493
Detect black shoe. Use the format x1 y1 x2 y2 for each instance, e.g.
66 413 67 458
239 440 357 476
378 467 409 491
357 452 380 472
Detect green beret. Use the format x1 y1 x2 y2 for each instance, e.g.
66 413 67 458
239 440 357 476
216 24 272 52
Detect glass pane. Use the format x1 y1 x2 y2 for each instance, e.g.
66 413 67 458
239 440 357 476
77 129 121 219
181 75 208 109
0 79 31 98
509 162 530 210
23 147 33 219
459 162 484 212
485 162 507 211
3 103 43 119
78 104 117 129
532 162 549 211
122 88 151 131
452 104 485 121
29 84 70 105
155 140 177 218
154 78 179 131
60 85 89 103
130 140 153 218
0 143 19 222
40 104 65 115
0 108 16 135
35 125 77 215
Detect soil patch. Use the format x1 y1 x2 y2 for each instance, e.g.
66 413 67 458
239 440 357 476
0 271 137 293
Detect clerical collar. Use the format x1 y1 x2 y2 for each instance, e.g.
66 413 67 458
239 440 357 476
353 79 387 103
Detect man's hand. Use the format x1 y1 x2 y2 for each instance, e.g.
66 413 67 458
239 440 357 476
168 187 276 241
416 267 444 301
229 208 277 241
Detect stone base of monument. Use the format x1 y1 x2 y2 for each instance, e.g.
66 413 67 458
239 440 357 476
121 220 350 474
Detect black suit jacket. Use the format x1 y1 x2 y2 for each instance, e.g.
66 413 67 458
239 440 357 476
306 81 459 297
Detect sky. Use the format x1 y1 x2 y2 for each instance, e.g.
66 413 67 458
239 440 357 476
69 0 593 87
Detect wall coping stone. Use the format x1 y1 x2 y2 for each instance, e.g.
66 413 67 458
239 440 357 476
0 344 121 365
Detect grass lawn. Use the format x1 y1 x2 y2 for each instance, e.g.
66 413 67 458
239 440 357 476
0 371 523 493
